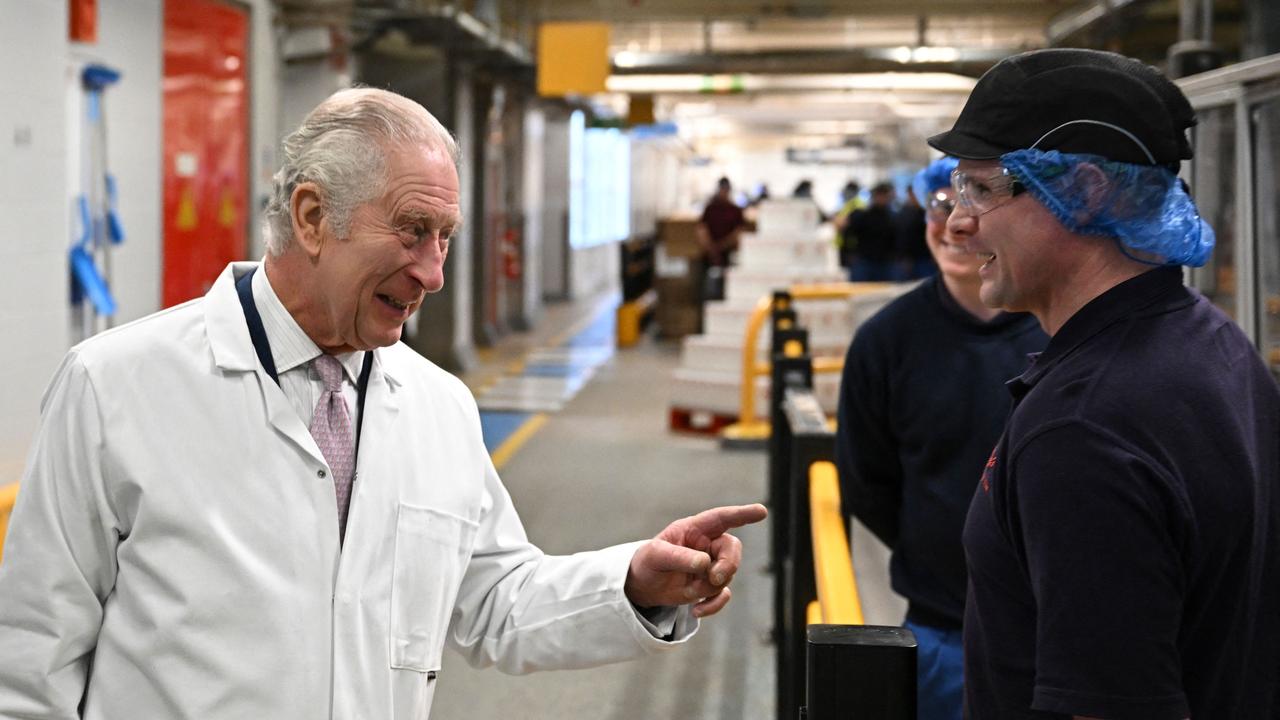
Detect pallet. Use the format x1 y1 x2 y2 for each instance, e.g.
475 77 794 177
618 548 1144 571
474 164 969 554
669 406 738 436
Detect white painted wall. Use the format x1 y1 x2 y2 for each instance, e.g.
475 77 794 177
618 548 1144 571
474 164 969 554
570 242 620 300
0 0 69 485
67 0 163 326
687 148 866 219
631 134 686 236
280 60 351 146
0 0 282 485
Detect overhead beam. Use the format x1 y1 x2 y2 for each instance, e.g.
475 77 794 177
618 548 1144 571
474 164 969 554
610 47 1018 77
534 0 1062 23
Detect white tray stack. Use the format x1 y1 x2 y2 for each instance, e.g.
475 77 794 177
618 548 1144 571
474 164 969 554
669 199 899 428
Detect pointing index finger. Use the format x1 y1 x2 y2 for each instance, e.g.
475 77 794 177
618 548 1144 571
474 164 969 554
689 503 768 538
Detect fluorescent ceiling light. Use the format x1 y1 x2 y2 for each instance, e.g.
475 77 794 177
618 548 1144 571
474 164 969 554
606 72 976 94
882 46 962 64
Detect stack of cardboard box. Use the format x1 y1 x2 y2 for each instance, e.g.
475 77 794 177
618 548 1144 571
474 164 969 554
653 216 704 338
666 199 907 431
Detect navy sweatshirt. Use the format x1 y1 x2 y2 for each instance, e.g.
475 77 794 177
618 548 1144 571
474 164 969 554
835 275 1047 627
963 267 1280 719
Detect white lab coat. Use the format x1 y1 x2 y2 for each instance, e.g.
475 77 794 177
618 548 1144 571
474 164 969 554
0 263 694 719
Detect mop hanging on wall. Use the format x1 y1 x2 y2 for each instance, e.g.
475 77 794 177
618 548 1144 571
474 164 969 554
71 63 124 339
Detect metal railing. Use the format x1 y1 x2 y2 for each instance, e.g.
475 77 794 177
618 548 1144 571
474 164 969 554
767 313 916 719
721 282 893 445
774 382 835 720
808 461 863 625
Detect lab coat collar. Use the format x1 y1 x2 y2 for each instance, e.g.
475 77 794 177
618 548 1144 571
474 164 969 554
205 262 261 374
203 262 323 467
205 262 403 469
206 261 404 389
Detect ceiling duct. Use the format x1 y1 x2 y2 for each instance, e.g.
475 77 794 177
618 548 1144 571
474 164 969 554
278 1 532 70
347 1 533 71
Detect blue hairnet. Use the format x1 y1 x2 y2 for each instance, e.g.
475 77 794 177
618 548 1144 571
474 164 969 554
912 156 959 207
1000 148 1214 267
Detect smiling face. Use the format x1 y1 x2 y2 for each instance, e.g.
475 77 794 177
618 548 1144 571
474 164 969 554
946 159 1072 320
924 187 984 284
309 142 461 352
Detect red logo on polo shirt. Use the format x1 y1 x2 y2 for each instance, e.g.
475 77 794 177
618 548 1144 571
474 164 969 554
981 450 997 493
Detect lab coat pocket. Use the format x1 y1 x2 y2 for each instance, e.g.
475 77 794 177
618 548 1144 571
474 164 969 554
390 503 479 672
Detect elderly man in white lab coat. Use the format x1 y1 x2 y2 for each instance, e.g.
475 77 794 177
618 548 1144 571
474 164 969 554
0 88 766 719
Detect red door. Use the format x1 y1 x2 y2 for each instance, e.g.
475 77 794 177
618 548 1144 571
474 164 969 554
162 0 249 307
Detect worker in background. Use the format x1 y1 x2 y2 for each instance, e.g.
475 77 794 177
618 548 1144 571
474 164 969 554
791 178 829 223
893 185 933 279
930 48 1280 718
696 176 747 301
839 182 898 281
831 180 864 270
0 88 767 719
835 155 1047 720
835 180 862 216
697 176 746 268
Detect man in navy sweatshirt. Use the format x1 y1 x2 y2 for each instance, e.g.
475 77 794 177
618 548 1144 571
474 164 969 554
835 156 1047 720
929 48 1279 719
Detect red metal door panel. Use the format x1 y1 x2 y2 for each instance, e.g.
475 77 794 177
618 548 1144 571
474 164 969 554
162 0 249 307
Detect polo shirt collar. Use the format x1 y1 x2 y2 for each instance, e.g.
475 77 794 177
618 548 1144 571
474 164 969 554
1008 265 1187 396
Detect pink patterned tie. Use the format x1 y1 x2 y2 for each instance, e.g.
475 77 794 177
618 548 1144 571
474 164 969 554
310 355 355 541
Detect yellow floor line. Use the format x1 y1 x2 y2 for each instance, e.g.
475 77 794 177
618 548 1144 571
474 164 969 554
491 413 550 470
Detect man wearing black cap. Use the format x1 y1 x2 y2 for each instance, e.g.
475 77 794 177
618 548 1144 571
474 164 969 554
929 48 1280 719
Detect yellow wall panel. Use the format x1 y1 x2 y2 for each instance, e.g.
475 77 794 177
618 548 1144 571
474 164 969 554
537 22 610 97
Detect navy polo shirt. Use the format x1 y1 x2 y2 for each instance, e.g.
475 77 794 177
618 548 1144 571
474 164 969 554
963 266 1280 719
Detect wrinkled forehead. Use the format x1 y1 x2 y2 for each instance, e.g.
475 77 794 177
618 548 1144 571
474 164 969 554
955 158 1004 174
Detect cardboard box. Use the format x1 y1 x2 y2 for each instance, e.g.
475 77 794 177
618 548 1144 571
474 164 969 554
655 273 701 307
659 217 704 260
657 305 702 339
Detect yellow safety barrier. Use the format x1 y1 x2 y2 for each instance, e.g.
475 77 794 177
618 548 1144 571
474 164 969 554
0 483 18 565
616 289 657 348
721 282 894 443
808 461 864 625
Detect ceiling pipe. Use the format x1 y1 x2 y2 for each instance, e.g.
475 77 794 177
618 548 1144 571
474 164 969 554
1046 0 1145 46
1169 0 1222 77
1179 0 1198 41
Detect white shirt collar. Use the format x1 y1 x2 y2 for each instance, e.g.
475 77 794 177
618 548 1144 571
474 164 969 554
251 264 365 383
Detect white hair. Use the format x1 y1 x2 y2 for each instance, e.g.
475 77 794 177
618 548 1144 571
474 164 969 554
263 87 459 256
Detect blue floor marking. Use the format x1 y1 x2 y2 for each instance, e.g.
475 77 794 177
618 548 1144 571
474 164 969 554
479 300 619 451
481 410 533 452
522 365 579 378
562 309 616 348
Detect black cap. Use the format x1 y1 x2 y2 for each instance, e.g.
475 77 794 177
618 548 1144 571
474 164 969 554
928 49 1196 167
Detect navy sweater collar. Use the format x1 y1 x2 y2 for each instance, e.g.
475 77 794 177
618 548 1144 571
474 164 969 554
1009 265 1190 397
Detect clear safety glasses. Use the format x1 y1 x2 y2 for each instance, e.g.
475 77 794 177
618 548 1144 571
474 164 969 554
950 166 1026 217
925 190 956 221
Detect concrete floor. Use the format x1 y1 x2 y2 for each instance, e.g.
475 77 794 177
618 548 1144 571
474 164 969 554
434 299 905 720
